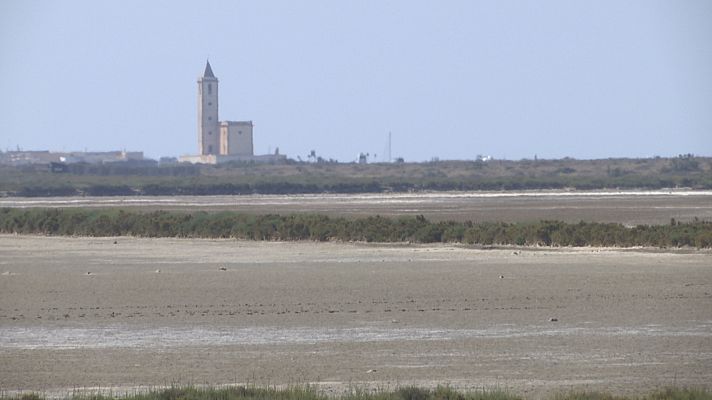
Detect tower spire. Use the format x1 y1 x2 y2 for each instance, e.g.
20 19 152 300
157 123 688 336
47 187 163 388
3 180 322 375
203 60 215 78
198 60 219 155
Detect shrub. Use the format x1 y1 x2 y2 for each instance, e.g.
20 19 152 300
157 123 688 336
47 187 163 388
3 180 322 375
0 208 711 248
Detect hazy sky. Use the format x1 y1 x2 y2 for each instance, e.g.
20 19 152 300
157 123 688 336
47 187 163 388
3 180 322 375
1 1 710 161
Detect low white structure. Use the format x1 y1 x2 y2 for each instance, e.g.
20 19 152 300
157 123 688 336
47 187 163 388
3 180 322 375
0 150 143 166
179 154 286 164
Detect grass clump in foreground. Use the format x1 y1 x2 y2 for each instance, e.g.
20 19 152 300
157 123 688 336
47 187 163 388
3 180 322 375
1 208 712 248
7 386 712 400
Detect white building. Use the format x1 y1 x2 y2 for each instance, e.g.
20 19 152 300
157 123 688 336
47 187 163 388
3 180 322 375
0 150 143 166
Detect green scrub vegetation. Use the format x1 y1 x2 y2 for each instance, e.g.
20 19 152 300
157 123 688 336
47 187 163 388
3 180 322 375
1 156 710 197
2 208 711 248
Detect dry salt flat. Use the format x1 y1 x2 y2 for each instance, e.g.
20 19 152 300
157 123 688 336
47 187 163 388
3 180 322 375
1 235 711 397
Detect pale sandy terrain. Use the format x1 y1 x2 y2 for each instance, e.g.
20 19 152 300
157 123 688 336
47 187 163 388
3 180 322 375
2 190 712 225
1 235 711 397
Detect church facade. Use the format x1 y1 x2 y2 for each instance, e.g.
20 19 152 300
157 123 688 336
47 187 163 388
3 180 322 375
181 61 281 164
197 61 253 157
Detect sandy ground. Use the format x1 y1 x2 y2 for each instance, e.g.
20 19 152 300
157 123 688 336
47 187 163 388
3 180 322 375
2 191 712 225
0 235 711 397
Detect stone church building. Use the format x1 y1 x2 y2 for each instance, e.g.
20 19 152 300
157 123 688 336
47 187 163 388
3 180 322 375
181 61 284 164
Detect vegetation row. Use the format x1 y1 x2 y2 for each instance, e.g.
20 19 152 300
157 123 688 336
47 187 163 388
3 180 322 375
2 156 711 197
9 385 712 400
2 208 711 248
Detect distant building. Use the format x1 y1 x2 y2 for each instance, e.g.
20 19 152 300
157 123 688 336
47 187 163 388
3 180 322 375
181 61 285 164
0 150 143 166
0 150 56 166
197 61 220 156
220 121 253 156
60 151 143 164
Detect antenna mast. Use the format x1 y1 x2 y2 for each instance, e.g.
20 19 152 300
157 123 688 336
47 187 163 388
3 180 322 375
388 131 392 163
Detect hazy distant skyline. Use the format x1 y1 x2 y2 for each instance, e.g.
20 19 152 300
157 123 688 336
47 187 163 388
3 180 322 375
1 1 710 162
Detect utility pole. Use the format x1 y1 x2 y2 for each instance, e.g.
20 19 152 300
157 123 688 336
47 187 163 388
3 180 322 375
388 131 392 163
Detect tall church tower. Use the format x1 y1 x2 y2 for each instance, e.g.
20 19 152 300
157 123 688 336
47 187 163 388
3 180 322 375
198 61 220 155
